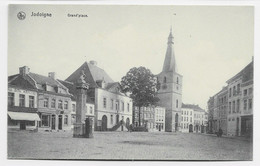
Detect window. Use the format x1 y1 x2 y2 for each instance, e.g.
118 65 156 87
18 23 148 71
177 77 179 84
229 88 232 97
58 100 63 109
163 77 167 83
72 104 76 112
248 99 252 109
190 111 192 115
64 101 68 109
43 98 49 108
90 106 93 114
237 84 240 93
51 99 56 108
122 102 124 111
229 102 231 113
244 89 248 96
236 99 240 113
19 94 25 107
233 86 236 96
244 100 247 110
103 98 107 108
176 99 178 108
232 101 235 113
190 117 192 122
29 96 34 108
111 99 114 109
127 103 130 112
111 115 113 124
115 101 119 111
8 92 14 106
249 88 253 95
64 115 68 125
41 115 50 127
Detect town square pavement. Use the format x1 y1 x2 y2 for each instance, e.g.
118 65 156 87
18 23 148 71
8 130 252 160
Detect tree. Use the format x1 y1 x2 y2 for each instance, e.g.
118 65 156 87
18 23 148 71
120 67 160 126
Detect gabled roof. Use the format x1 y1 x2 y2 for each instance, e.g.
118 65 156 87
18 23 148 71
29 73 62 87
8 74 37 91
65 61 114 88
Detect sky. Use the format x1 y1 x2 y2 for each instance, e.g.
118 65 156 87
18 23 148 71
8 5 254 110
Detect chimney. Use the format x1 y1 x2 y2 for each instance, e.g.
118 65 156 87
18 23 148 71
48 72 56 79
89 60 97 66
19 66 30 76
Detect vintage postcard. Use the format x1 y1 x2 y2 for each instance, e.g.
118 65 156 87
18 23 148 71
7 3 254 161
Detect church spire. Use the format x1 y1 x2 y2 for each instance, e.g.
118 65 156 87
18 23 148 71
162 29 176 72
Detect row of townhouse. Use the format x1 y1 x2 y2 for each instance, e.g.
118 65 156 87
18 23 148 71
181 104 208 133
207 60 253 137
133 106 166 132
8 61 134 132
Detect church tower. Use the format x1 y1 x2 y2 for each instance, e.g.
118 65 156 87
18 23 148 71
156 28 183 132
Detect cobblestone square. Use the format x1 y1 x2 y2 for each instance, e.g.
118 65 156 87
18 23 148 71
8 131 253 160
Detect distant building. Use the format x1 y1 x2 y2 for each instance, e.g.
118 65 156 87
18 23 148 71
8 67 40 130
58 80 95 130
226 61 253 136
156 29 183 132
133 106 165 132
181 104 208 133
65 61 133 131
208 60 253 137
8 66 72 131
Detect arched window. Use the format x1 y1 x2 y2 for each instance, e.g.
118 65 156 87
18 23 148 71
177 77 179 84
163 76 167 83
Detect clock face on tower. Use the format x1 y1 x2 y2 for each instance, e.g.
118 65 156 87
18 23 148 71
162 84 167 89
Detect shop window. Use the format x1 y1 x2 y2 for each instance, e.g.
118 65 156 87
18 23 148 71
41 115 50 127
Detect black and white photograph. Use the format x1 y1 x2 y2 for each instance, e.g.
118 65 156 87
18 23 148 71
2 1 258 163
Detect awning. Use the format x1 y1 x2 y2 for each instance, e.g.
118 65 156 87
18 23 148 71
8 112 41 121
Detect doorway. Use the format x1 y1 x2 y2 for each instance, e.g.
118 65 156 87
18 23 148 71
102 115 107 131
58 115 62 130
20 121 26 130
189 124 193 133
51 115 56 130
175 113 179 131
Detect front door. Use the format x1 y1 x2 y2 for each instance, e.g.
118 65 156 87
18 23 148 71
175 113 179 131
102 115 107 131
189 124 193 132
20 121 26 130
116 114 119 124
51 115 56 130
58 115 62 130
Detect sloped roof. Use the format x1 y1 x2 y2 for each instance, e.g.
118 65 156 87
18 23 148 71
226 61 253 84
8 74 37 91
29 73 62 87
65 62 114 88
58 79 94 104
182 103 205 112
